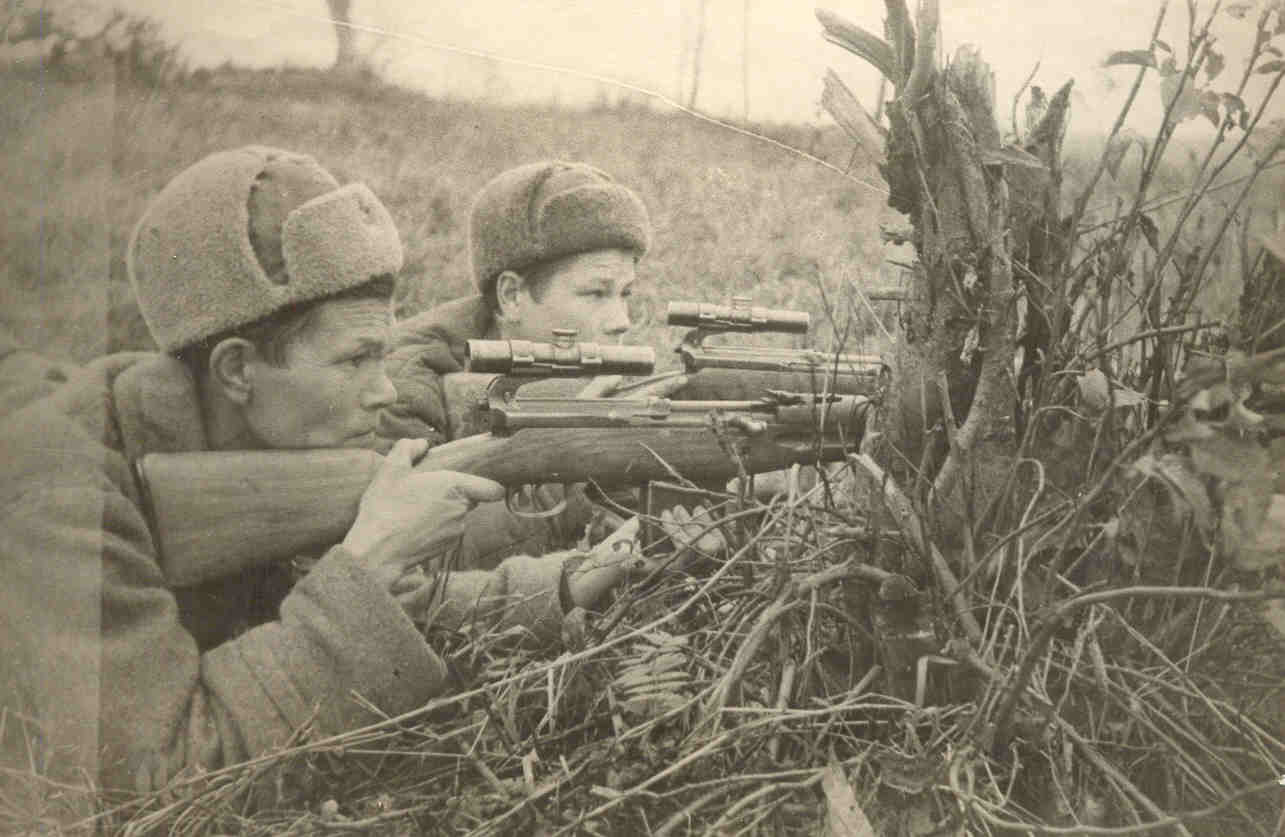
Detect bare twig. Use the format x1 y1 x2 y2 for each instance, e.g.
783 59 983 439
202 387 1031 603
1011 60 1042 139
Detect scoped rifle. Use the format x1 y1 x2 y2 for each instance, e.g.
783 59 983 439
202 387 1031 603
616 297 889 401
437 328 655 438
136 336 871 587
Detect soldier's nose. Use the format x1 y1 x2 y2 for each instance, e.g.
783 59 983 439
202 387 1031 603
601 301 631 339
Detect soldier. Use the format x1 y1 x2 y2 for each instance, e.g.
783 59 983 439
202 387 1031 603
0 147 692 820
380 162 690 565
381 161 671 441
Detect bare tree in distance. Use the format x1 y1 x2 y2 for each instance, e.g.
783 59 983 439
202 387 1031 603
326 0 361 73
742 0 751 120
686 0 709 109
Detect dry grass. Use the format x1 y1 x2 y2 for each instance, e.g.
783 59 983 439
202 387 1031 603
11 460 1277 836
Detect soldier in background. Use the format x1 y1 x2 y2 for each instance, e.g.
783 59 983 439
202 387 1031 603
381 161 688 567
381 160 663 440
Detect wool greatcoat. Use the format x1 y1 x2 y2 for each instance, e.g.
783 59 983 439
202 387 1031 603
0 350 574 818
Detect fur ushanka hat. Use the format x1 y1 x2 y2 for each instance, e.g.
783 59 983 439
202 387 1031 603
468 161 650 293
128 145 403 352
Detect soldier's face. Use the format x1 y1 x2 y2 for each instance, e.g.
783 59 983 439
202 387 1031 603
244 297 397 449
498 248 636 344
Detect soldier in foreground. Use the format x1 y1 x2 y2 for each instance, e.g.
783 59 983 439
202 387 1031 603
0 147 693 819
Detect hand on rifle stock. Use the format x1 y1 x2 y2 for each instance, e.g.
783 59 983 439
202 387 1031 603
343 438 505 590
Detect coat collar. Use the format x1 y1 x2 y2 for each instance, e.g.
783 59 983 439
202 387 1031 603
390 295 499 374
112 354 208 462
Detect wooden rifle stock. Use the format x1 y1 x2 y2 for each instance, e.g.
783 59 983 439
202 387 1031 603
136 448 383 588
137 398 869 588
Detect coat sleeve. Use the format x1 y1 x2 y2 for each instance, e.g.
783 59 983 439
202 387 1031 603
416 551 583 644
0 476 451 798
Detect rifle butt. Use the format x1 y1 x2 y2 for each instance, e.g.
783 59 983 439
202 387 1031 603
136 448 382 587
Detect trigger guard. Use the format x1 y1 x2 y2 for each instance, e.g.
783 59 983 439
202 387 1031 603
504 484 570 521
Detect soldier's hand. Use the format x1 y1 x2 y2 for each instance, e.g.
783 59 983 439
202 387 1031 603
587 515 641 562
566 508 725 608
565 516 642 608
343 438 504 590
601 504 725 582
657 504 727 570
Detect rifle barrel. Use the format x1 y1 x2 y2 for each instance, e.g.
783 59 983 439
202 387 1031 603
489 394 861 431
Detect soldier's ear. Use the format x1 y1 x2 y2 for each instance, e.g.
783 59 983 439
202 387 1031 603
208 337 257 406
493 270 527 323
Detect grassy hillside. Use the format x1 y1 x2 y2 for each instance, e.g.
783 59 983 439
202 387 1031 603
0 65 893 366
5 62 1274 369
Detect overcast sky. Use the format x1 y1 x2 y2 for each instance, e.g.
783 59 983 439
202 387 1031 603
108 0 1282 135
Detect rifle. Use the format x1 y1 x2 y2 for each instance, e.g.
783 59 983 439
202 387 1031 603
615 297 889 401
437 329 656 438
136 336 871 587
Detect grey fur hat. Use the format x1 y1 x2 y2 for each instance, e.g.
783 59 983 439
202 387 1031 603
468 161 650 292
127 145 403 352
